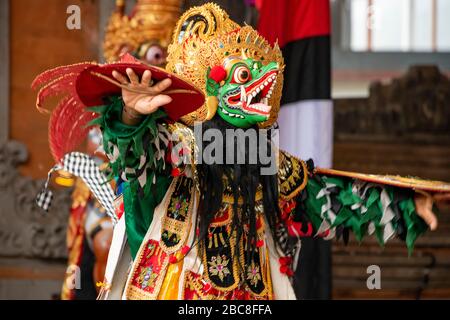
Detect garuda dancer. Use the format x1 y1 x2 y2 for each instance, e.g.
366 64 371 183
33 3 449 300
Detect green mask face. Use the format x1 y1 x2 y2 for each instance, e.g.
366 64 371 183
213 57 279 128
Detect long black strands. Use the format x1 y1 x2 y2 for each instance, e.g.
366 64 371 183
195 116 282 268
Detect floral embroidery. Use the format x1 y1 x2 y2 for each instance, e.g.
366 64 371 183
127 240 169 299
208 255 231 281
137 266 158 289
168 197 189 220
246 261 262 286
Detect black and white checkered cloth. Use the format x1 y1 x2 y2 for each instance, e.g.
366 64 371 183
36 165 60 212
275 222 301 271
36 152 118 223
276 223 290 254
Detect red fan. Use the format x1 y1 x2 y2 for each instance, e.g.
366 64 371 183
32 62 98 163
76 55 204 121
32 54 205 163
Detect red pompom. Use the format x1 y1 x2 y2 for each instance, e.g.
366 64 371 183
279 265 294 276
169 254 178 264
280 265 288 274
256 240 264 248
279 256 292 266
209 66 227 83
171 167 182 177
286 268 294 277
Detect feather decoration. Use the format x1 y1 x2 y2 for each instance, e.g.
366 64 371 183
35 73 78 114
31 62 95 90
32 62 98 163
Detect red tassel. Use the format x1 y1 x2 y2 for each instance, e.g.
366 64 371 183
171 167 182 177
209 65 227 83
256 240 264 248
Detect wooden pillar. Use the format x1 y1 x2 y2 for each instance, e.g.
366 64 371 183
0 0 9 143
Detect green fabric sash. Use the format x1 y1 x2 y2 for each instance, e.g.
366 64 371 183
91 97 172 258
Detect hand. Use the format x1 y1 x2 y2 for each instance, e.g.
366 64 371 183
112 68 173 118
414 192 438 231
433 192 450 202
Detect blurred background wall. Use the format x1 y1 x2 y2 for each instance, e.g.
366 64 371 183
0 0 99 299
0 0 449 299
331 0 450 299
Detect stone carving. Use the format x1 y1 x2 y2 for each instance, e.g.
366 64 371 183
335 66 450 142
0 140 70 259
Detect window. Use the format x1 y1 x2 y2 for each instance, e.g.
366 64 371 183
347 0 450 52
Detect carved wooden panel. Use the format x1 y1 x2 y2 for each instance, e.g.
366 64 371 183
332 66 450 299
335 66 450 144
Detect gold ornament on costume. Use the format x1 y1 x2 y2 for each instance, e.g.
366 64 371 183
71 178 91 209
55 170 75 187
316 168 450 193
166 3 285 128
103 0 182 63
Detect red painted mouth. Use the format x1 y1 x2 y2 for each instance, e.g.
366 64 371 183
226 69 278 116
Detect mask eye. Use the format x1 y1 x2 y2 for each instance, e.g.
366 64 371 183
144 45 166 66
232 65 251 84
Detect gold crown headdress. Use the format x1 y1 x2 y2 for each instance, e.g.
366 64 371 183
103 0 182 62
166 3 285 128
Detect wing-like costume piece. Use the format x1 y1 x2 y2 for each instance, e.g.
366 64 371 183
32 62 98 163
276 150 450 262
315 168 450 193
